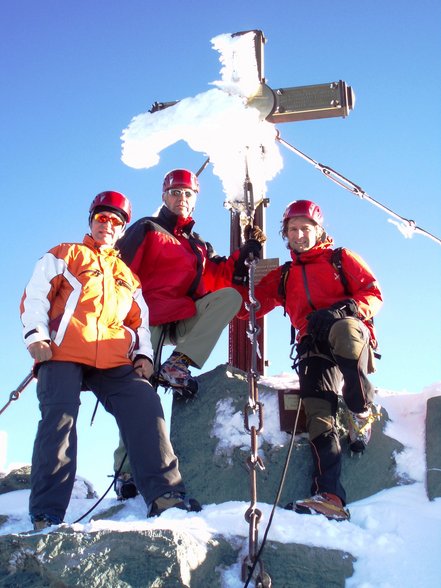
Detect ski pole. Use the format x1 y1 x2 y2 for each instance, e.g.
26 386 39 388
0 370 34 416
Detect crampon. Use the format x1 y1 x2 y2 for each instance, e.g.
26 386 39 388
286 492 350 521
348 404 381 454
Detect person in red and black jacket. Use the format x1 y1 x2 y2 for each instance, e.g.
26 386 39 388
238 199 383 521
112 168 265 499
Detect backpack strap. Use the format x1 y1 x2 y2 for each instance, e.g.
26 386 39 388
278 261 296 344
278 261 292 314
331 247 351 296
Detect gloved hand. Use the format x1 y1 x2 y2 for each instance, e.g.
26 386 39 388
232 226 266 285
307 299 359 342
241 225 267 259
239 225 266 260
240 238 262 259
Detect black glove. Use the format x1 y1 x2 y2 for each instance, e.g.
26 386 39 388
232 242 261 284
232 227 266 285
307 299 359 342
240 238 262 259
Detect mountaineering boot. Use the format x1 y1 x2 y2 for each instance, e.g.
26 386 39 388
33 518 53 531
31 514 62 532
286 493 350 521
147 491 202 517
114 473 138 501
347 407 379 454
158 352 199 400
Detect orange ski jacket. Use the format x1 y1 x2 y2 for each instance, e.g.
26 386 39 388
20 234 153 369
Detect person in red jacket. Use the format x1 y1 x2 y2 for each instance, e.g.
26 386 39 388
239 199 383 521
21 191 200 530
112 168 265 499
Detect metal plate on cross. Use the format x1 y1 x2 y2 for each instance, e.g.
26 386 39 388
278 389 307 434
254 257 280 284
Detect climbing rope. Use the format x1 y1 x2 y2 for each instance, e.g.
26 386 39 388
276 132 441 246
243 395 304 588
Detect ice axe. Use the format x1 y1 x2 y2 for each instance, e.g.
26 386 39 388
0 370 34 416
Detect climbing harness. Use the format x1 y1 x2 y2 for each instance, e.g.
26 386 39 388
0 371 34 417
276 131 441 246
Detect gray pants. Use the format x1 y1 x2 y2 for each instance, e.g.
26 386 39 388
30 361 185 523
151 287 243 368
114 287 242 474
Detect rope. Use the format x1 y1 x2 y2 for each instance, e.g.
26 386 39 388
243 397 303 588
78 332 168 524
276 132 441 246
72 454 128 524
243 337 306 587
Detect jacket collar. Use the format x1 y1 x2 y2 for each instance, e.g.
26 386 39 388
290 235 334 263
158 205 195 237
83 234 118 256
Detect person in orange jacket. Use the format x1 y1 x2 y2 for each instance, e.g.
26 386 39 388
20 191 200 530
238 199 383 521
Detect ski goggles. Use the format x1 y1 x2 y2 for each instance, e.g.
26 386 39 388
93 213 125 227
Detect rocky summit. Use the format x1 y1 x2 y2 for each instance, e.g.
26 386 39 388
1 365 438 587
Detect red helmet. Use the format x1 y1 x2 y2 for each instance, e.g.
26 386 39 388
162 169 199 193
89 191 132 223
282 200 323 227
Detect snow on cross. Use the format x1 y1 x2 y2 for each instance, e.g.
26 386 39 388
120 30 354 213
121 31 283 212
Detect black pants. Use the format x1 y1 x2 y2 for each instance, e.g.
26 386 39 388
297 318 375 504
30 361 185 522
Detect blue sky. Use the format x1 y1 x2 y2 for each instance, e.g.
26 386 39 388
1 1 440 492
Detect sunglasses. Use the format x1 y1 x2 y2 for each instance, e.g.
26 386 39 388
168 189 196 198
93 213 125 227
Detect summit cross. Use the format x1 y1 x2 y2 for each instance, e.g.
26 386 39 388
150 29 355 374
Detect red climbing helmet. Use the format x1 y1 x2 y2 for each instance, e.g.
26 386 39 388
89 191 132 223
282 200 324 227
162 169 199 193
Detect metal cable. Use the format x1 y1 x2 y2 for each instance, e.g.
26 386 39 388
276 132 441 246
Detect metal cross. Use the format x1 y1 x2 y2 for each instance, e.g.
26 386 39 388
227 30 354 375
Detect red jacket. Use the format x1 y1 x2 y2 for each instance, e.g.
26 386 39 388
239 237 382 347
117 206 241 326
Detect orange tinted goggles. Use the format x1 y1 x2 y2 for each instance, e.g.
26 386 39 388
93 213 125 227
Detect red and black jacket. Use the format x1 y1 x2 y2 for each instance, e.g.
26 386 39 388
238 237 383 347
117 206 240 326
